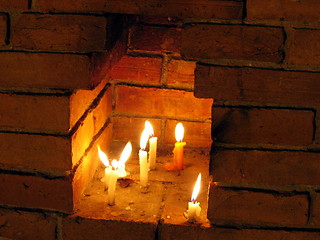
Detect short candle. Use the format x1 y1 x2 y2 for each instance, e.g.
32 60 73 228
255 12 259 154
185 173 202 223
145 120 157 170
173 122 186 170
98 146 111 190
139 128 149 187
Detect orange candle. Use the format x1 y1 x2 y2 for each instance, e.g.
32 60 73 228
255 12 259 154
173 123 186 170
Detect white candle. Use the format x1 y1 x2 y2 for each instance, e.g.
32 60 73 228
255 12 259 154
98 146 110 190
145 120 157 170
149 136 157 170
139 129 149 187
108 164 119 206
186 173 202 222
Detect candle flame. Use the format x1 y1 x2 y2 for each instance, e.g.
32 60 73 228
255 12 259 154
175 122 184 142
98 145 109 167
145 120 154 137
191 173 201 202
140 128 149 150
119 141 132 166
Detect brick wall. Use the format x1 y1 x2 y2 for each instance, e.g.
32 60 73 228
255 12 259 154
0 0 319 240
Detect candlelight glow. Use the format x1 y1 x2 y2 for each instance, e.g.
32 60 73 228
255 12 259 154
145 120 154 137
175 122 184 142
191 173 201 202
140 128 149 150
98 145 109 167
111 159 119 169
119 141 132 166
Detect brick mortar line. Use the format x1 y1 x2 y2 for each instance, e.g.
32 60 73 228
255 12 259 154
160 54 169 87
0 49 98 55
197 58 320 72
184 18 320 30
56 215 63 240
215 182 320 193
213 102 317 111
113 81 194 92
127 49 181 58
0 88 71 96
112 112 212 123
213 143 320 152
308 191 316 225
211 222 320 232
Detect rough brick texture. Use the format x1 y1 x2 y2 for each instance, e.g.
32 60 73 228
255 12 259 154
182 24 284 63
12 14 107 52
159 225 320 240
287 29 320 66
247 0 320 22
195 64 320 106
0 0 28 10
212 106 314 146
208 186 309 226
130 25 181 53
112 117 161 144
165 120 212 148
212 149 320 185
0 86 112 173
116 85 212 119
0 13 6 46
0 208 56 240
62 217 157 240
0 173 73 212
38 0 243 20
110 55 162 83
167 59 196 88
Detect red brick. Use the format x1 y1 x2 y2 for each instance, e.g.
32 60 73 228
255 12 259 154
212 149 320 185
247 0 320 22
112 117 161 144
0 79 108 134
62 216 156 240
0 174 73 212
38 0 243 20
213 107 314 146
0 14 6 46
0 0 28 10
208 186 308 226
195 64 320 106
159 225 320 240
12 14 107 52
167 59 195 87
0 208 56 240
116 85 212 119
110 55 162 83
287 29 320 66
165 120 212 148
139 16 183 26
130 25 181 53
0 86 112 173
182 24 284 63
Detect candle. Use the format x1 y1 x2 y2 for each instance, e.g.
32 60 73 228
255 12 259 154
185 173 202 223
139 128 149 187
173 122 186 170
98 146 111 190
108 160 119 206
145 120 157 170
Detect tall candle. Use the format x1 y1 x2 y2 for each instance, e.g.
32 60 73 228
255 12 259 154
108 160 119 206
145 120 157 170
186 173 202 222
173 123 186 170
98 146 111 190
139 129 149 187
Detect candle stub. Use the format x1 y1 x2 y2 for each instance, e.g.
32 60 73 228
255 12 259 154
145 120 157 170
184 173 202 223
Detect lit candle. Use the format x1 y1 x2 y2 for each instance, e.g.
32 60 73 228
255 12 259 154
185 173 202 223
108 160 119 206
173 122 186 170
145 120 157 170
139 128 149 187
98 146 111 190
